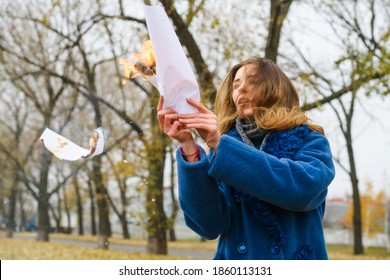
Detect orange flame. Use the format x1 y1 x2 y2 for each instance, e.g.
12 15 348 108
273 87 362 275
88 132 98 151
85 131 99 157
120 40 156 83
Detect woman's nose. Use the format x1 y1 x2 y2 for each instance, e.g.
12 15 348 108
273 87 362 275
238 82 248 94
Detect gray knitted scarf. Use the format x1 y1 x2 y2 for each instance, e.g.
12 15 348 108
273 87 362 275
235 117 268 148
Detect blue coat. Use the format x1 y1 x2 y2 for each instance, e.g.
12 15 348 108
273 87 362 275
176 124 335 260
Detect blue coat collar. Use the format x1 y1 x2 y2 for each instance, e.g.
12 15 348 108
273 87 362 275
226 124 311 159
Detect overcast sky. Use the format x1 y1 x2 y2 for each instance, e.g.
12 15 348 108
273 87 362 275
285 1 390 199
308 95 390 199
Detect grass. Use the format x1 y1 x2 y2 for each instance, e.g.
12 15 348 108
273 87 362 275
326 244 390 260
1 232 390 260
0 237 189 260
0 232 214 260
48 232 218 251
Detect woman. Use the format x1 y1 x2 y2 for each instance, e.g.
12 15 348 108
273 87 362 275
157 57 335 259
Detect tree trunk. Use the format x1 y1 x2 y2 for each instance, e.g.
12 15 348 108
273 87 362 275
120 185 130 239
120 213 131 239
54 191 62 232
146 155 167 254
73 174 84 235
86 66 111 248
146 93 168 255
37 192 50 241
343 89 364 255
63 185 72 234
36 152 51 241
87 176 97 235
18 190 26 232
168 146 178 242
92 158 111 249
265 0 293 63
167 220 176 242
6 179 17 238
346 119 364 254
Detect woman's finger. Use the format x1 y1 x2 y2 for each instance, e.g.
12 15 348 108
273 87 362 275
178 113 216 120
178 113 214 119
163 113 179 134
186 98 212 114
156 97 165 131
168 120 182 137
178 118 216 126
157 107 177 131
157 96 164 111
182 122 215 132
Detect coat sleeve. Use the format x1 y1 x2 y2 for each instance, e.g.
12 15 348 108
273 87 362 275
208 132 335 212
176 146 231 240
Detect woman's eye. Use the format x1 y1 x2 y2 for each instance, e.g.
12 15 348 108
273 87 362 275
233 83 240 89
248 78 257 85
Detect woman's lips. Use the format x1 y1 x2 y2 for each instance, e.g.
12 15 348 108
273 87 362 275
238 99 250 106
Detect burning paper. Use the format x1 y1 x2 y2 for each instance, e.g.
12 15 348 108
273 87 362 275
120 5 200 114
39 127 105 161
119 40 158 88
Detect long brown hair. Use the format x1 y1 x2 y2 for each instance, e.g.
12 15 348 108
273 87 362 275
214 57 324 135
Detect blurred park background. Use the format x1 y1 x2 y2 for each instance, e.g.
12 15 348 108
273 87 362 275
0 0 389 259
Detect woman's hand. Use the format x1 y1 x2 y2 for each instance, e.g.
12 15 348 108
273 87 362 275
178 98 221 151
157 97 197 153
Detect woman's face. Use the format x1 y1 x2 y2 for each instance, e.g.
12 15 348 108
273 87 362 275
232 64 258 119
